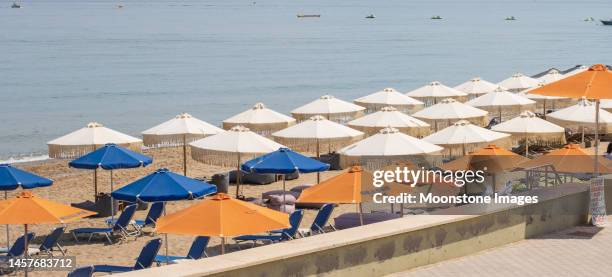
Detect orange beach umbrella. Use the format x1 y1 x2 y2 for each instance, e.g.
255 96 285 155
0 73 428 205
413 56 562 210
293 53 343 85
516 144 612 174
442 144 530 173
0 191 94 275
528 64 612 176
156 193 289 253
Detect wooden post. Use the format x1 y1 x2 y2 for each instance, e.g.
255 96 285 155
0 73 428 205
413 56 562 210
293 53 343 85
182 134 187 176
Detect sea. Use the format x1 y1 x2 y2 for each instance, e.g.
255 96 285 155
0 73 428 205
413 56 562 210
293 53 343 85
1 0 611 162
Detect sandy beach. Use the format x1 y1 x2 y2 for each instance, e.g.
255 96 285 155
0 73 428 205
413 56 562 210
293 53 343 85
3 147 353 276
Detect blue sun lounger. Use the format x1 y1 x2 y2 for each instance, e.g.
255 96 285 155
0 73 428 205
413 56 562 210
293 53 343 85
38 227 66 256
72 204 138 244
234 210 303 248
92 238 161 273
67 266 93 277
106 202 164 231
301 203 336 236
154 236 209 264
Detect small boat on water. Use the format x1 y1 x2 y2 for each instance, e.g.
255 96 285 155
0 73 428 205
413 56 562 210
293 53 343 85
365 14 375 19
11 2 20 8
431 15 442 20
505 16 516 21
297 13 320 18
602 20 612 25
584 17 595 22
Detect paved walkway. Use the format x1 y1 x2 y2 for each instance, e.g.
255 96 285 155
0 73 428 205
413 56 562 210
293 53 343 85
389 218 612 277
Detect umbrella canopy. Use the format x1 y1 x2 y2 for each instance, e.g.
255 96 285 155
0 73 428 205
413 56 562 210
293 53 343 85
156 193 289 237
0 191 95 224
222 103 296 136
492 111 566 146
497 73 540 92
562 65 588 77
423 120 511 156
353 88 424 113
516 144 612 174
142 113 222 147
442 144 530 173
531 68 562 79
347 106 431 137
0 164 53 191
519 84 573 116
241 148 329 174
546 98 612 133
454 77 500 99
338 127 443 168
466 86 536 121
297 166 372 204
48 122 142 159
600 99 612 113
537 69 565 84
111 168 217 202
411 98 489 130
291 95 366 123
405 81 467 106
190 125 285 167
69 143 153 170
272 115 364 154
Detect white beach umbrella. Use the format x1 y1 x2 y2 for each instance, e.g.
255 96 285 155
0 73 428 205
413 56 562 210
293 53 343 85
405 81 467 106
454 77 500 99
142 113 223 175
190 125 285 197
47 122 142 159
492 111 566 156
563 65 588 77
411 98 489 131
466 86 536 122
423 120 511 156
347 106 431 137
599 99 612 113
353 88 424 113
497 73 540 92
272 115 364 182
547 98 612 142
520 84 573 117
222 103 296 136
339 127 443 168
291 95 366 123
537 69 565 84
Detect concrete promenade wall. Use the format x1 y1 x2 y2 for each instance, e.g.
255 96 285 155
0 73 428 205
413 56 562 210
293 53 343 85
119 184 591 277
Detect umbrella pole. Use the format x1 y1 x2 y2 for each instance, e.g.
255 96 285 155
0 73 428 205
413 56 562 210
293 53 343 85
595 100 600 177
543 100 547 119
525 135 529 157
163 205 170 264
221 237 226 254
357 203 363 226
282 175 286 213
24 224 28 277
498 107 502 123
4 192 8 250
183 134 187 176
94 169 98 199
582 126 585 145
236 154 241 198
316 139 320 183
110 170 114 222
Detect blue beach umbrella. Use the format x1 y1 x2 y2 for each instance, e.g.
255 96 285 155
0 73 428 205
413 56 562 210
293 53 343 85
0 164 53 249
242 148 329 211
111 168 216 263
69 144 152 218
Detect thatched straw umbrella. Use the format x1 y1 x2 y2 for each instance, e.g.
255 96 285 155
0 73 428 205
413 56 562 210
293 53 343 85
465 86 536 122
491 111 566 156
222 103 296 136
291 95 365 123
353 88 424 113
142 113 223 175
405 81 467 107
47 122 142 159
423 120 511 157
347 106 431 137
411 98 489 131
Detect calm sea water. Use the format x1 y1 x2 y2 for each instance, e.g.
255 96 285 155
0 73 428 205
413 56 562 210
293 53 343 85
1 0 611 161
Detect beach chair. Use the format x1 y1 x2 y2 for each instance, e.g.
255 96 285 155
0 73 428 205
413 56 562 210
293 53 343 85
106 202 164 231
91 238 161 273
67 266 94 277
37 227 66 256
154 236 209 264
0 233 35 260
299 203 336 236
233 210 303 248
72 204 138 244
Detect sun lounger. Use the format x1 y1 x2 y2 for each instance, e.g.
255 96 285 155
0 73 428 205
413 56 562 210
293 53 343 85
91 238 161 273
72 204 138 244
299 203 335 236
233 210 303 248
36 227 66 256
154 236 209 264
0 233 35 274
67 266 94 277
106 202 164 231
